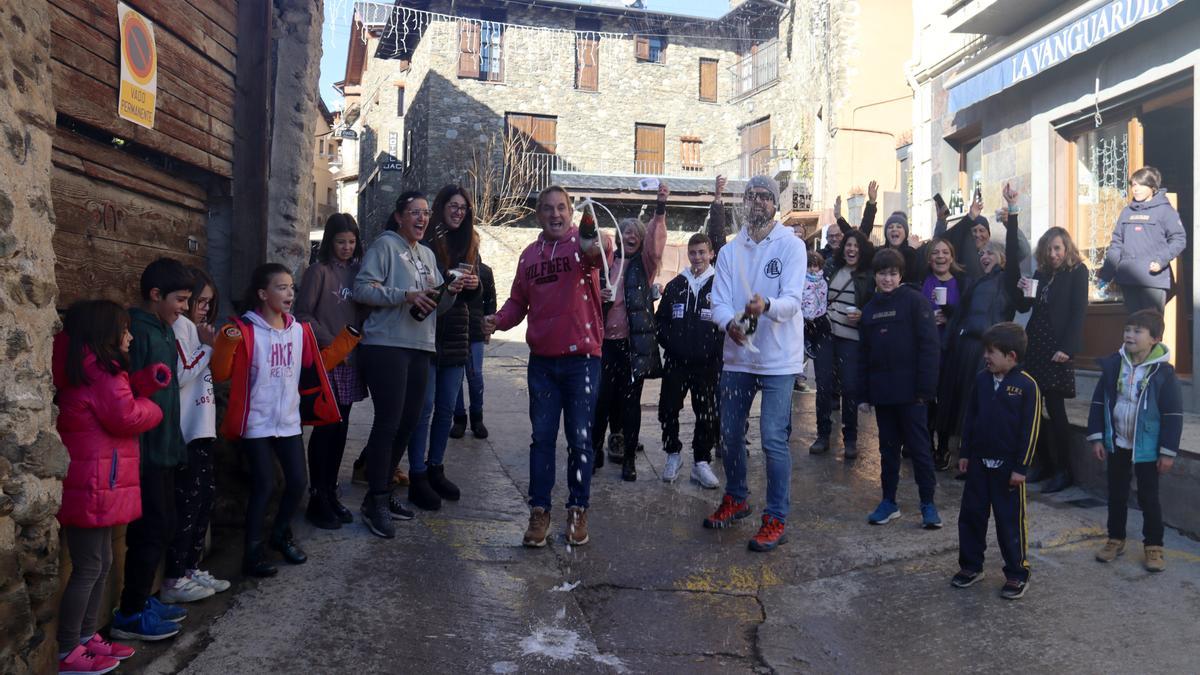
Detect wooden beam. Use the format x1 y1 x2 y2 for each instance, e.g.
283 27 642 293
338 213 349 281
231 0 272 298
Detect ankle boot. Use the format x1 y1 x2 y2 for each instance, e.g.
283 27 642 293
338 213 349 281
607 433 625 463
621 450 637 482
269 527 307 565
469 411 489 439
329 484 354 524
427 463 461 501
408 471 442 511
305 489 341 530
449 414 467 439
242 541 278 578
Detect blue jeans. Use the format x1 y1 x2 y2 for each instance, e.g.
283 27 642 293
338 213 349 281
527 355 601 511
720 371 796 521
409 363 467 474
815 334 859 442
454 341 486 417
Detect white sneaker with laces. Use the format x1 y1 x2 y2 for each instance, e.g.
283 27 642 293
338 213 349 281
190 569 231 593
662 453 683 483
159 576 215 603
691 461 720 489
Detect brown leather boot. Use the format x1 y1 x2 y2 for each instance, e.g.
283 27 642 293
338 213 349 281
1095 538 1125 563
523 507 550 548
566 506 589 546
1144 545 1166 573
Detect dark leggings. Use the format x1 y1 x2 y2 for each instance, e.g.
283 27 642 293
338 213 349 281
359 344 431 494
307 402 354 494
166 438 215 578
243 435 306 548
58 526 112 654
592 339 646 455
1042 394 1075 479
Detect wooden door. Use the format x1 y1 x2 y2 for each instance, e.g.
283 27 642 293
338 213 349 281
635 124 665 174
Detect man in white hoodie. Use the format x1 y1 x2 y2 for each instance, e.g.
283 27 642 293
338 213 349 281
655 232 723 489
702 175 806 553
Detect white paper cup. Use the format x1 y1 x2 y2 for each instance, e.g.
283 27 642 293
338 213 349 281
933 287 947 305
1024 278 1039 298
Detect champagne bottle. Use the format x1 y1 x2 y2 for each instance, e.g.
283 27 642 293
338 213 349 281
742 312 758 336
409 277 452 321
578 209 598 241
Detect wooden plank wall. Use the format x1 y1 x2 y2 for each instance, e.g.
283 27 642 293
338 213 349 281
49 0 237 178
52 130 209 307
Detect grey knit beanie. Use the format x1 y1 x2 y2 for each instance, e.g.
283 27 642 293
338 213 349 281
744 175 780 204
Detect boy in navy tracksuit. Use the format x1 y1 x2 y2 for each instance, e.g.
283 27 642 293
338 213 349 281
857 249 942 529
1086 309 1181 573
953 322 1041 600
656 232 724 488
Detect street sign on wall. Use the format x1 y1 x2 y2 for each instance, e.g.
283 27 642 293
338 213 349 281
117 2 158 129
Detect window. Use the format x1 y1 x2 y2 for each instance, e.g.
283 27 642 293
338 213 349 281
396 86 405 117
739 117 771 177
947 137 981 213
635 124 665 174
319 138 325 155
576 19 601 91
681 137 703 171
457 10 505 81
732 39 779 98
635 33 667 64
699 59 718 102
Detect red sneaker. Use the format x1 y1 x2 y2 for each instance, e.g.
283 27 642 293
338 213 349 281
83 634 135 660
703 494 752 529
748 514 787 552
58 644 118 674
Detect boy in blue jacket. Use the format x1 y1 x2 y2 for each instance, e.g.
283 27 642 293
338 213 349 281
1086 309 1181 573
952 322 1040 600
857 249 942 529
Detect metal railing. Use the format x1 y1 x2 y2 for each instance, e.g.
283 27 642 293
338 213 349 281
731 39 779 99
519 149 808 194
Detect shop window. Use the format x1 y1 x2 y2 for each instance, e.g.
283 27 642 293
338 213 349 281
1071 120 1131 304
946 138 981 213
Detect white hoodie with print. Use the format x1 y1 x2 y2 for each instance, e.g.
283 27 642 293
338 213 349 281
243 311 304 439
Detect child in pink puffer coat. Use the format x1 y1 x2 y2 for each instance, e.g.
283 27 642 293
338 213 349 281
53 300 170 674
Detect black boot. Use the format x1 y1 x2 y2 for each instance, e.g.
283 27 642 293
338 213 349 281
449 414 467 439
305 489 342 530
427 463 461 501
594 446 605 472
809 436 830 455
621 450 637 482
607 433 625 463
269 527 307 565
470 411 489 439
242 541 277 578
408 471 442 511
329 484 354 524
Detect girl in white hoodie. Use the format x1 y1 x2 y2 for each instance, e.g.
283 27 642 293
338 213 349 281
163 267 230 602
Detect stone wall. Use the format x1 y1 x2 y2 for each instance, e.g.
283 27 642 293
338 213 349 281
0 1 68 672
266 0 325 276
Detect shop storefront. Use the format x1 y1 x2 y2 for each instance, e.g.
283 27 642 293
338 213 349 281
917 0 1200 406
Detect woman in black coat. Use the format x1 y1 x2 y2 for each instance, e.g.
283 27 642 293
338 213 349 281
1012 225 1090 493
936 183 1024 472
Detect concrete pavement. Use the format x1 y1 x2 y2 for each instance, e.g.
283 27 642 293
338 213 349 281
135 338 1200 674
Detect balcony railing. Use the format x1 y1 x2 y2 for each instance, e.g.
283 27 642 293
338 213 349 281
731 39 779 99
518 149 805 194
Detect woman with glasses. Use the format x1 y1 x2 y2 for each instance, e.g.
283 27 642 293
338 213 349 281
406 185 482 510
353 191 465 538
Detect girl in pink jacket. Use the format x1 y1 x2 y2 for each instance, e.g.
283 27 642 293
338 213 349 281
53 300 170 673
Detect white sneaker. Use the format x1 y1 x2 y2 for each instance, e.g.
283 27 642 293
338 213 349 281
691 461 720 489
190 569 231 593
662 453 683 483
159 577 215 603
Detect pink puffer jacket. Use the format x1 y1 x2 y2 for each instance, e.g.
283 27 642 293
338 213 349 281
53 333 168 528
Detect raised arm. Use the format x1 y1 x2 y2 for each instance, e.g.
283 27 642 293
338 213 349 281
708 174 729 259
859 180 878 238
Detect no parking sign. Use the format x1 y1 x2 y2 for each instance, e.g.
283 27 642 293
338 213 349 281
117 2 157 129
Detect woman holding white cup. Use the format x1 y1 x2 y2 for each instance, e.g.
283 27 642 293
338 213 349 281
1012 226 1089 493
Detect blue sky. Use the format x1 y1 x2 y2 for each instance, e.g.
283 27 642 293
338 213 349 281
319 0 731 105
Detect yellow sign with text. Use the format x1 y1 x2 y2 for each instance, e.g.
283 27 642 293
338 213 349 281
117 2 157 129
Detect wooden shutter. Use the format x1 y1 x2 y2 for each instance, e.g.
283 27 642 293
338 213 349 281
751 118 771 176
635 124 665 174
699 59 718 102
635 35 650 61
576 34 600 91
458 20 481 79
506 113 532 151
681 137 702 170
531 116 557 155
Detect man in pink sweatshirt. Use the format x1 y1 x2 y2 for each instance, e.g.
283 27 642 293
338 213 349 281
485 185 607 549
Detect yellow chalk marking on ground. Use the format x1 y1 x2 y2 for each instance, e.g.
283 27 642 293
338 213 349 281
678 565 782 594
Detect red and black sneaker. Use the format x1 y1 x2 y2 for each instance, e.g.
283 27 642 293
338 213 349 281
748 514 787 552
703 495 752 529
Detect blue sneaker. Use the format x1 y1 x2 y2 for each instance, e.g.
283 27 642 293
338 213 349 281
921 502 943 529
146 596 187 623
110 609 181 641
867 500 900 525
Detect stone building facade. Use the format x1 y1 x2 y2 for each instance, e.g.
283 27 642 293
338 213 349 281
339 0 860 241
